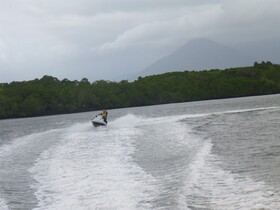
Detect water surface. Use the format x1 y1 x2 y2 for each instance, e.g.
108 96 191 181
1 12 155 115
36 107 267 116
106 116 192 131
0 94 280 209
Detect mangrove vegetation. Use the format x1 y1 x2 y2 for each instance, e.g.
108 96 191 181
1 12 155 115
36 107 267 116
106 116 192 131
1 61 280 119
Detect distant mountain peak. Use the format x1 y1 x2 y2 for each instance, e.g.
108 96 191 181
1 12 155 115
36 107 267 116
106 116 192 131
141 38 254 77
187 37 217 44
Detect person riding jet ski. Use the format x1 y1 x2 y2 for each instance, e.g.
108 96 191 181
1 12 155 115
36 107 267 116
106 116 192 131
91 109 108 127
100 109 108 124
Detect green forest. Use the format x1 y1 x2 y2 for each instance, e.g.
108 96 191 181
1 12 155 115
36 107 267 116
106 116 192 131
1 61 280 119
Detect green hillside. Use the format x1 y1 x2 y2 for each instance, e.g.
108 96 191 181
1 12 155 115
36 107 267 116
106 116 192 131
1 61 280 119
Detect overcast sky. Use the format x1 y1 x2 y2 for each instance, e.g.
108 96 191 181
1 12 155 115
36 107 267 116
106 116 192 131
0 0 279 82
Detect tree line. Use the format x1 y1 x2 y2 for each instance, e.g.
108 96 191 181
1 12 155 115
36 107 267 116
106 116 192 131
1 61 280 119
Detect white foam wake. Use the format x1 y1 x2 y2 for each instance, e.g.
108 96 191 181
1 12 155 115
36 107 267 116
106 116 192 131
181 140 280 210
0 197 8 210
30 122 158 210
0 129 61 158
109 113 209 129
213 106 279 116
109 107 278 129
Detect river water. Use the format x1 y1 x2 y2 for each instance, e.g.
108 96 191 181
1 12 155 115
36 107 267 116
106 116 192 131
0 94 280 210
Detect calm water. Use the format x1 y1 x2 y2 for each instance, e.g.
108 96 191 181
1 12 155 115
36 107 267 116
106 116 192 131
0 94 280 210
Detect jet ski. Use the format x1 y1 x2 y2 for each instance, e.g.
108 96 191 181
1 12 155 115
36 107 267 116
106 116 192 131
91 115 107 127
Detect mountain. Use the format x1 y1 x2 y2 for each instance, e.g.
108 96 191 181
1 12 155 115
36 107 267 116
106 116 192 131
141 38 255 76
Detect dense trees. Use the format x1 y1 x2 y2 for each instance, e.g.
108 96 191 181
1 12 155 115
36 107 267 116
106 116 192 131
1 62 280 119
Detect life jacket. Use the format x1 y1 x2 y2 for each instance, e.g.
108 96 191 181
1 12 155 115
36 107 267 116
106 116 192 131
102 111 107 118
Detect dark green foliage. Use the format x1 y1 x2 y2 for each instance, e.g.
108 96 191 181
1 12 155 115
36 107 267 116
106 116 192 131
1 62 280 119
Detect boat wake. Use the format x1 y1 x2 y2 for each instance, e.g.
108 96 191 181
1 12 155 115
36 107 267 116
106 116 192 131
182 137 280 209
30 115 158 210
1 106 279 209
0 197 8 210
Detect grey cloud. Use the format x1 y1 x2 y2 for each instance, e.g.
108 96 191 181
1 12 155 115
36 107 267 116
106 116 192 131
96 4 223 53
0 0 279 82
